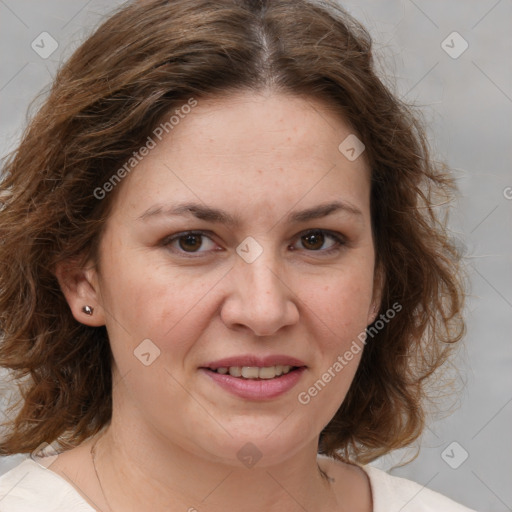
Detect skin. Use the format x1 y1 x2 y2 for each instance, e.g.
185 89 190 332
55 90 381 512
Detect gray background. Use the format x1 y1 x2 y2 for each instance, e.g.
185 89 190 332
0 1 511 511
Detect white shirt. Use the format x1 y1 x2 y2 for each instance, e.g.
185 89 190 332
0 458 477 511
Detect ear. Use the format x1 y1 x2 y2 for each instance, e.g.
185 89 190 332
54 257 106 327
367 262 385 325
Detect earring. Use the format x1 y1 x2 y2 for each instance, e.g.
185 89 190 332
82 305 94 316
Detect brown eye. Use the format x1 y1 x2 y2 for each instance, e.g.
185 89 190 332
163 231 217 255
301 230 325 250
292 229 345 254
178 233 204 252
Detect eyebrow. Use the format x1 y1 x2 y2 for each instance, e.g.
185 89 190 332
137 200 363 225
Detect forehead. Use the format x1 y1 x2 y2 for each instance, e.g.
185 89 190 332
110 91 371 221
164 91 364 161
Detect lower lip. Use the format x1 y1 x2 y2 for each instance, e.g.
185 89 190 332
200 368 306 400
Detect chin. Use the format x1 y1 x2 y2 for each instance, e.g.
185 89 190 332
193 422 317 468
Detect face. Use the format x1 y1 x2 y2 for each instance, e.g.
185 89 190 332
66 91 380 467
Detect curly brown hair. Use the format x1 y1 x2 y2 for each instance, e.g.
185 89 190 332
0 0 465 464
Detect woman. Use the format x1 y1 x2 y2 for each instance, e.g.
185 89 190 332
0 0 475 510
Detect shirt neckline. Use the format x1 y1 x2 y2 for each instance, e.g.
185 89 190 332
23 454 381 511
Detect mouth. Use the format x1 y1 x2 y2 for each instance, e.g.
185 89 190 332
199 356 307 400
205 365 301 380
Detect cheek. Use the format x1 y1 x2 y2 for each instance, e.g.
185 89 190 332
300 268 374 339
298 278 370 420
101 250 227 344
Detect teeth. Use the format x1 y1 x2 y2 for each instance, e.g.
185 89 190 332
229 367 242 377
215 365 295 379
258 366 276 379
241 367 260 379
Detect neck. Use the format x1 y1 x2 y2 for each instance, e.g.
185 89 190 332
92 415 338 512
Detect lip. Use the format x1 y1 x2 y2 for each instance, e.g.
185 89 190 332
200 367 306 400
199 354 307 401
201 354 307 370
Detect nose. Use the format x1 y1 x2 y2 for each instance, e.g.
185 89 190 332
220 253 300 337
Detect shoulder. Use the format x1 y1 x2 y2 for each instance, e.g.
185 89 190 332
361 464 478 512
0 458 94 512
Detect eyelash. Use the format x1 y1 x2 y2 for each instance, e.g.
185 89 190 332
161 229 346 258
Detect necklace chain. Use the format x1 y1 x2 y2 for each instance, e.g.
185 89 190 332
90 436 335 512
90 435 116 512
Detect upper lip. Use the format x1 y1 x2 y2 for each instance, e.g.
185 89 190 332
201 355 307 370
